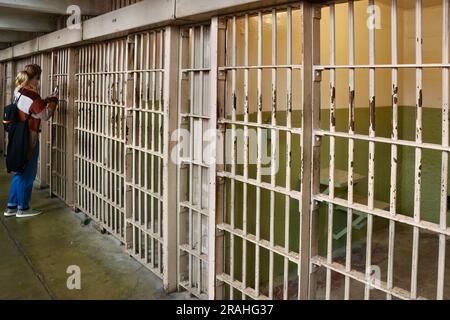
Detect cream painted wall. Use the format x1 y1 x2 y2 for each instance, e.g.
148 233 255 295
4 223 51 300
226 8 303 117
400 2 446 108
228 1 446 115
320 0 399 109
319 0 445 109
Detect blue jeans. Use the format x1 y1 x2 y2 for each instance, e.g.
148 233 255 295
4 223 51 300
7 142 39 210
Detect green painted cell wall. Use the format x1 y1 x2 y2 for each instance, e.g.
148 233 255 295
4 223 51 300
224 106 447 293
224 110 302 295
319 106 447 253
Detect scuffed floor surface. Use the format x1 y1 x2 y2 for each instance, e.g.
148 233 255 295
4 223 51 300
0 160 188 300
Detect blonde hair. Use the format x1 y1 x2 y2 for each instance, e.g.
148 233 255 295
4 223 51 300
15 71 29 88
15 64 42 89
24 64 42 80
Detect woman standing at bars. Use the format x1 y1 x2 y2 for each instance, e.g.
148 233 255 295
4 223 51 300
4 64 58 218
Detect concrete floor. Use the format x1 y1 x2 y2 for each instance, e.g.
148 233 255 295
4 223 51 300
314 222 450 300
0 159 186 300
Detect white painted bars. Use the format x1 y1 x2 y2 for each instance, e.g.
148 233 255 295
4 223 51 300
437 0 449 301
312 0 450 301
75 39 127 241
177 22 216 299
216 4 305 300
125 30 166 279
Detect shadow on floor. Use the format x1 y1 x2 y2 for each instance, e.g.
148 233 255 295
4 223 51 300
0 157 189 300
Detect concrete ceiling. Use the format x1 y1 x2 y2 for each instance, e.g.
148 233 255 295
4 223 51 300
0 0 108 49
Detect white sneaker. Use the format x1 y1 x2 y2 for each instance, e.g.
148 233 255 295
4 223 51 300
16 208 43 218
3 208 17 217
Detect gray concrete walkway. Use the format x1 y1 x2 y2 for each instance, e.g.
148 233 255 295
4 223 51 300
0 159 178 300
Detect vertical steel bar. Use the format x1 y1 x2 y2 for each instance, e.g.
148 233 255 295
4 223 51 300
345 0 355 300
230 16 237 300
66 48 78 208
132 35 138 253
210 17 222 299
158 30 164 272
411 0 422 299
176 27 186 291
284 6 292 300
151 32 157 267
49 51 54 197
437 0 449 300
365 0 376 300
326 3 336 300
241 13 250 300
139 35 144 243
198 25 205 294
125 34 136 248
143 33 149 264
269 8 277 300
387 0 398 300
303 2 320 300
156 31 160 268
188 27 195 291
255 11 263 297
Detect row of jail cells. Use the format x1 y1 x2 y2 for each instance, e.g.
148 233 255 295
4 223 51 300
2 0 450 300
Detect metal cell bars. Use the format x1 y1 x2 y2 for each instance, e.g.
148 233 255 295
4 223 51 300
177 24 215 299
2 61 16 157
126 31 165 278
0 63 5 155
216 5 304 300
4 62 14 103
75 39 127 241
37 53 52 189
110 0 142 11
14 55 41 76
311 0 450 300
49 49 69 201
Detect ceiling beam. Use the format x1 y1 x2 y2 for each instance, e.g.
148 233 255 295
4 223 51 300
0 11 56 33
83 0 174 41
0 0 108 15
